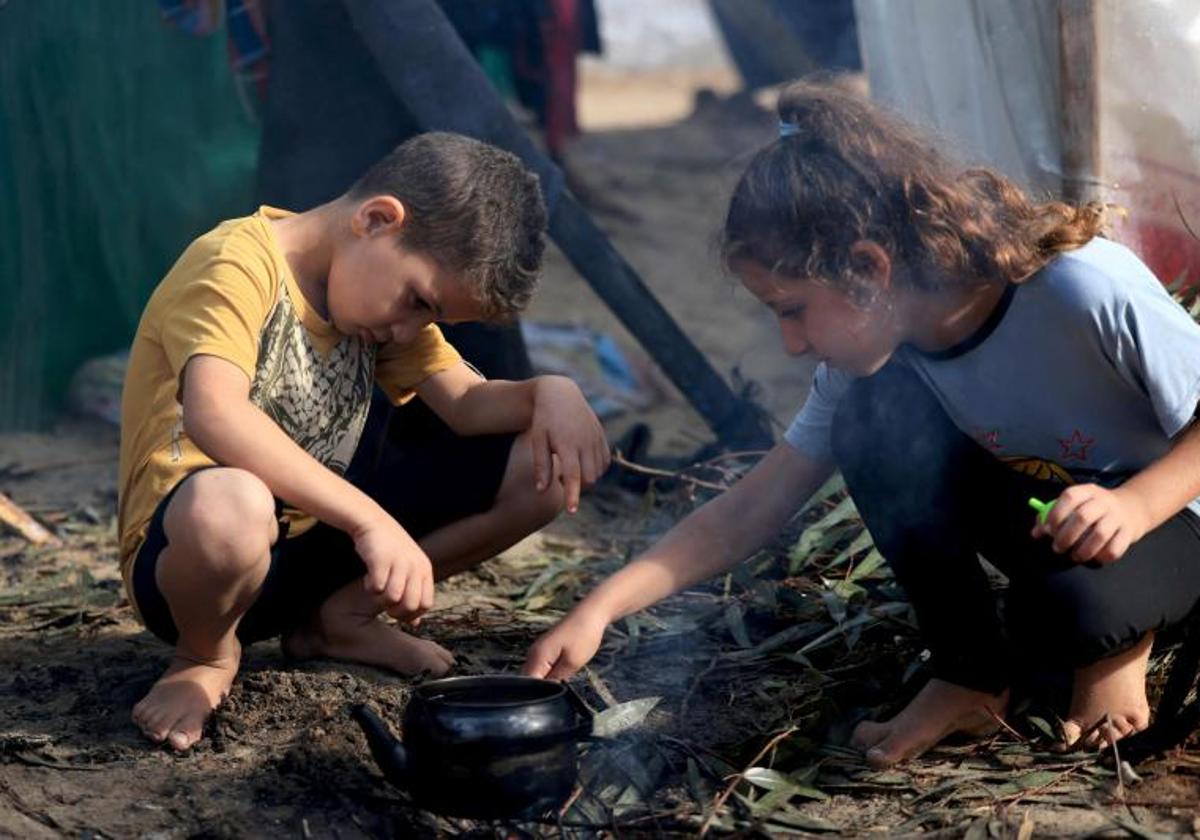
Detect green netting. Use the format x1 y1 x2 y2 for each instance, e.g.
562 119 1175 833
0 0 259 430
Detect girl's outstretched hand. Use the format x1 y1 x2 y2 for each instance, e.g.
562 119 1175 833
522 605 609 681
1030 483 1150 565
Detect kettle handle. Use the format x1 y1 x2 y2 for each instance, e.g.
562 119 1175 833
562 682 597 741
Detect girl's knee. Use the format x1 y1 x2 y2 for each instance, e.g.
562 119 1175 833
1015 571 1144 659
163 468 277 577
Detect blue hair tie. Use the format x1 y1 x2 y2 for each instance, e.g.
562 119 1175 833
778 120 800 138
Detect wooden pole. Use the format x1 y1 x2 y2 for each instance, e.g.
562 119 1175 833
1058 0 1102 203
340 0 774 448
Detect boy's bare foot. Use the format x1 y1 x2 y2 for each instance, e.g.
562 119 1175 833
1061 632 1153 749
132 649 239 751
283 612 455 677
851 678 1010 767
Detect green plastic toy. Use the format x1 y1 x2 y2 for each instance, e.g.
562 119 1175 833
1027 496 1056 525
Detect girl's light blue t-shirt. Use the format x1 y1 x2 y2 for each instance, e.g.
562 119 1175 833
785 238 1200 515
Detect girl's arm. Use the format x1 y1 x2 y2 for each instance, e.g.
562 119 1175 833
1120 417 1200 525
523 442 834 679
1035 417 1200 563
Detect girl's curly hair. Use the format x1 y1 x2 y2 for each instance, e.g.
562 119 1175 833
722 80 1106 302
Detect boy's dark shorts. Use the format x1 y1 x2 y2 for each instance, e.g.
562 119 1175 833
132 392 518 645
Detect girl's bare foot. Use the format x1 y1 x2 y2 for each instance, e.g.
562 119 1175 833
132 647 240 752
1061 632 1153 749
851 678 1010 767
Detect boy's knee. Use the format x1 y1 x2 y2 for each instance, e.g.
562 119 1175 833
527 479 567 524
501 474 566 528
165 468 277 576
497 436 565 525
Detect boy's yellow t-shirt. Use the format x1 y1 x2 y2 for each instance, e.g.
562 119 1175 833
117 206 462 596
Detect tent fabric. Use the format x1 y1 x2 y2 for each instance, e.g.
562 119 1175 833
853 0 1200 289
0 0 259 429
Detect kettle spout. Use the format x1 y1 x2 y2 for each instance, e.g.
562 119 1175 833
351 704 409 788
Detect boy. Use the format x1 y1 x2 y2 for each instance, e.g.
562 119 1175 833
118 133 609 752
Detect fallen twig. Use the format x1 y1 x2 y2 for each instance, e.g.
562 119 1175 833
699 726 799 837
1058 714 1112 753
983 707 1028 744
611 451 729 493
998 762 1085 806
0 491 60 546
1108 714 1125 801
679 655 720 719
557 783 584 818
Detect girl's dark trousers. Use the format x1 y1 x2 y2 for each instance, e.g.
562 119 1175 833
830 362 1200 693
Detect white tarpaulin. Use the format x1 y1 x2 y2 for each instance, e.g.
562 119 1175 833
854 0 1200 286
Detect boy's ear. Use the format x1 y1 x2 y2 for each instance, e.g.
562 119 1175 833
351 196 407 237
848 240 893 292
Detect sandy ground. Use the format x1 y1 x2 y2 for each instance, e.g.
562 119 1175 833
3 66 1200 838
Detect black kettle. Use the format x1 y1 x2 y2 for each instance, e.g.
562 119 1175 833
351 675 594 820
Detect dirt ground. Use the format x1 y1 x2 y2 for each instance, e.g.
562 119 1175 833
3 69 1200 839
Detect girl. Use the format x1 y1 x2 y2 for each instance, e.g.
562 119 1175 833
523 80 1200 767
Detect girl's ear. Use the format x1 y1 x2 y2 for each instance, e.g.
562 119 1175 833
849 240 893 294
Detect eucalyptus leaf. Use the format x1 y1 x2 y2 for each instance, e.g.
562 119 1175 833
829 579 866 602
623 614 641 657
727 621 822 661
791 784 829 801
797 610 878 655
765 807 839 833
1026 715 1056 740
796 472 846 516
518 556 583 606
730 563 757 591
592 696 660 738
743 766 792 790
963 815 990 840
724 603 753 648
848 547 886 581
820 589 848 624
752 580 779 612
789 521 854 573
609 749 665 798
749 785 797 816
612 783 643 816
842 616 864 650
990 770 1063 797
826 530 874 569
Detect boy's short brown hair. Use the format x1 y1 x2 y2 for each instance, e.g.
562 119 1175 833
347 132 546 319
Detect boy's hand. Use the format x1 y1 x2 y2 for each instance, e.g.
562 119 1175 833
530 375 610 513
1030 483 1149 565
351 516 435 621
522 605 610 680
